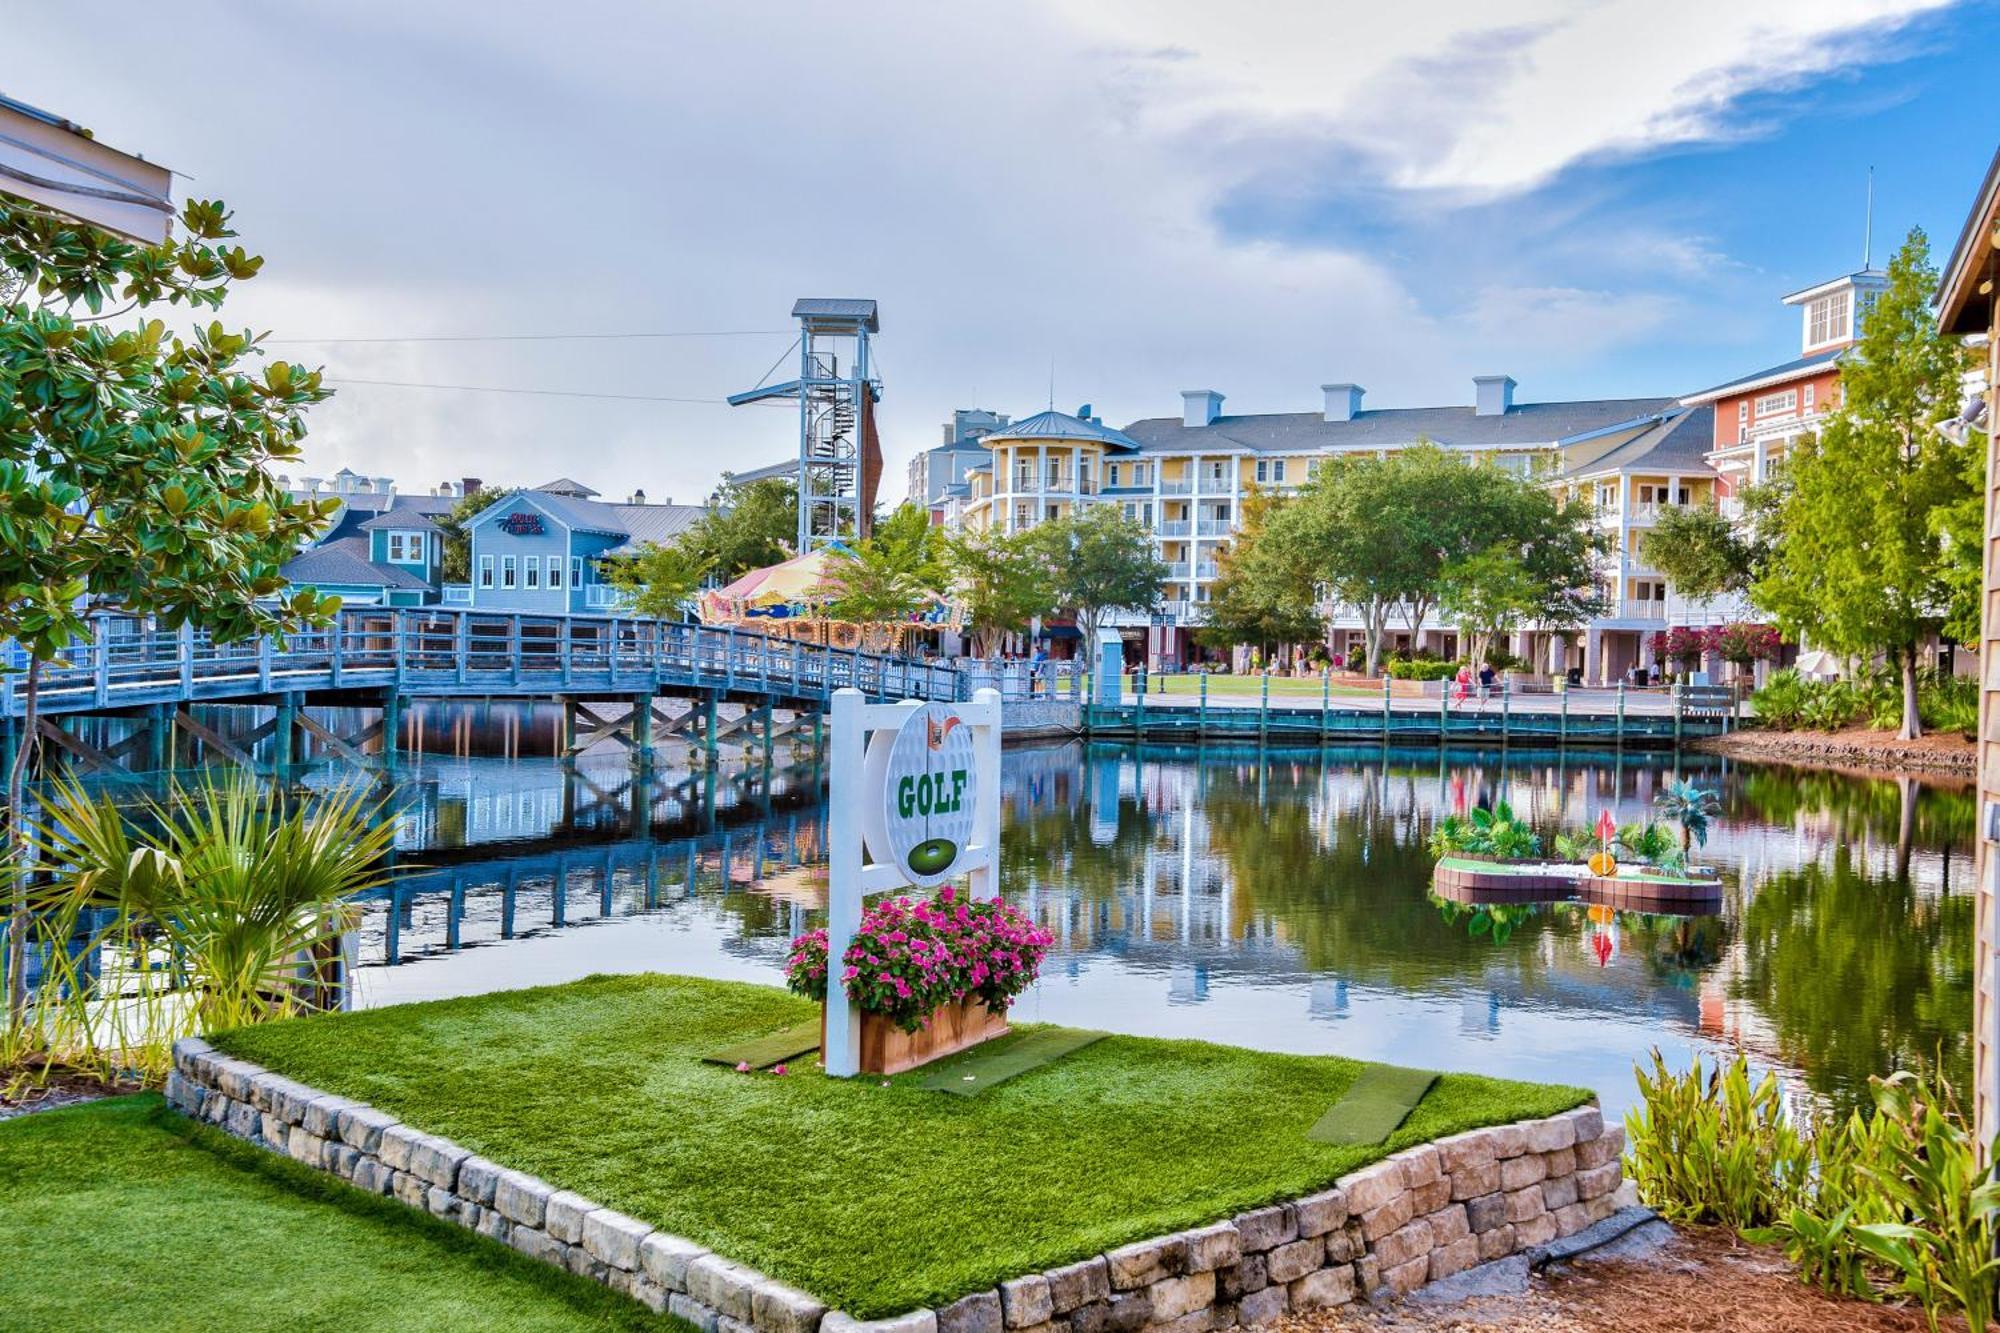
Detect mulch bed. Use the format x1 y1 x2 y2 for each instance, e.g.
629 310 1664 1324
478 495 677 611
1692 728 1974 780
1276 1226 1953 1332
0 1069 130 1122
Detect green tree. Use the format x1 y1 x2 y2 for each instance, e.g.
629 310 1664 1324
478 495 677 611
0 194 338 1032
946 527 1058 656
1197 487 1322 657
607 540 711 619
1034 506 1168 647
1638 501 1758 604
688 477 798 582
436 485 507 583
1933 426 1989 648
1439 544 1541 668
1753 228 1976 739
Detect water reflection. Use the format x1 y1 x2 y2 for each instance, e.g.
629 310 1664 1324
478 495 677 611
333 741 1970 1119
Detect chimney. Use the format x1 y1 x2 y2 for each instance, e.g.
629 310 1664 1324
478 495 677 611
1321 383 1364 423
1181 389 1224 428
631 488 647 504
374 476 395 497
462 477 483 497
300 476 321 495
1473 375 1516 417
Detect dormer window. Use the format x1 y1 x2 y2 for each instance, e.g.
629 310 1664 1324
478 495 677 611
1805 290 1849 349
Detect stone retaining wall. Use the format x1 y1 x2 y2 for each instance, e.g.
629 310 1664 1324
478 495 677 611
167 1037 1623 1332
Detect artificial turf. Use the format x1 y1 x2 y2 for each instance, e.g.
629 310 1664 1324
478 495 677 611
0 1095 670 1332
215 973 1590 1319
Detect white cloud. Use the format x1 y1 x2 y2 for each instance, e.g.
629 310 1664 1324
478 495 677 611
0 0 1956 507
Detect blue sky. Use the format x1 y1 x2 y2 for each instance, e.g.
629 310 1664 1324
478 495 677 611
7 1 1998 501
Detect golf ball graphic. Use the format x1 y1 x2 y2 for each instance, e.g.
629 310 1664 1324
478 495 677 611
906 837 959 877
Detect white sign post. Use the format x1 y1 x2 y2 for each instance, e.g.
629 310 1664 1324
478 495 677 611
823 685 1003 1077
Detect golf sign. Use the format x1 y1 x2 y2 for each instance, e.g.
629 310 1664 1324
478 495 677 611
863 702 979 887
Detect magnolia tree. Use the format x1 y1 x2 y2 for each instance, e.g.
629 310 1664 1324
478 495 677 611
0 194 337 1032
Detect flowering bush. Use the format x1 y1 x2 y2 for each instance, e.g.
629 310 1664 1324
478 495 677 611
1646 626 1713 667
1711 622 1782 666
785 887 1054 1033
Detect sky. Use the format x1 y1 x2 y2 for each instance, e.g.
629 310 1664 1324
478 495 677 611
8 1 2000 507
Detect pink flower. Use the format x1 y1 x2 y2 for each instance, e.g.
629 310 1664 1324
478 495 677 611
735 1061 751 1073
772 1064 788 1076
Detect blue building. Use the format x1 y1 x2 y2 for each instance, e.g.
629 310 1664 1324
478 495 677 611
279 537 435 607
456 479 707 614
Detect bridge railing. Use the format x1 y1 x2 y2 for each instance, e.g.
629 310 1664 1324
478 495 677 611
3 608 962 716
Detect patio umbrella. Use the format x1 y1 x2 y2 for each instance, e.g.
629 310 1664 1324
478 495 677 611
1793 649 1840 679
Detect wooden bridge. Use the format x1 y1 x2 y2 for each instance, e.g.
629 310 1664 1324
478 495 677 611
3 608 959 779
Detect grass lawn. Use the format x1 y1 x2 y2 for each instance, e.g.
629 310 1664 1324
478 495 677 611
1145 674 1380 699
0 1095 667 1332
216 974 1590 1318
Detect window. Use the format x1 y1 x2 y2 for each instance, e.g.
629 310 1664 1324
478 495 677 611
1596 483 1618 509
1806 290 1850 348
549 556 563 589
387 532 406 561
1142 502 1154 527
524 558 540 590
478 555 495 588
571 557 583 587
1107 463 1121 487
1738 401 1749 425
501 555 517 589
1755 389 1797 418
1803 383 1815 412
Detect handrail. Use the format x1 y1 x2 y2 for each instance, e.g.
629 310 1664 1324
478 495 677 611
0 609 963 717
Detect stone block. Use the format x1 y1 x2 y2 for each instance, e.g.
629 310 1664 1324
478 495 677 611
376 1123 421 1173
476 1208 511 1244
492 1169 552 1229
1503 1187 1545 1224
162 1070 198 1115
1553 1203 1590 1237
1063 1299 1113 1333
456 1155 501 1207
1371 1219 1434 1272
405 1134 469 1191
1358 1191 1413 1243
1293 1188 1348 1238
286 1126 326 1168
544 1191 595 1245
1217 1254 1266 1301
1103 1292 1152 1332
1322 1230 1354 1265
1426 1204 1469 1246
1151 1311 1211 1333
1541 1174 1578 1211
1045 1257 1110 1313
1353 1256 1380 1298
1389 1145 1442 1188
1487 1124 1527 1158
1499 1154 1547 1191
1104 1235 1185 1289
1476 1223 1517 1262
639 1232 708 1292
632 1275 670 1315
1576 1128 1623 1169
301 1094 360 1139
582 1207 652 1272
1262 1238 1323 1286
751 1276 828 1333
264 1076 317 1123
1435 1130 1497 1174
1525 1115 1576 1154
1561 1105 1604 1145
1000 1274 1053 1328
212 1057 259 1101
718 1316 754 1333
392 1171 429 1209
1543 1146 1576 1178
1145 1271 1214 1323
563 1242 607 1281
1465 1193 1507 1234
1235 1284 1288 1327
1410 1177 1451 1216
325 1143 360 1180
1336 1161 1405 1216
224 1100 259 1141
426 1185 457 1219
1180 1222 1239 1274
171 1036 214 1075
201 1093 229 1126
259 1112 287 1146
1289 1264 1354 1311
351 1157 394 1195
1231 1204 1296 1254
1383 1256 1430 1299
1428 1237 1479 1282
823 1312 938 1333
1584 1194 1620 1224
1576 1161 1621 1200
670 1293 721 1333
686 1255 760 1322
938 1290 1003 1333
509 1225 564 1266
1449 1159 1500 1201
1514 1212 1558 1247
335 1104 398 1155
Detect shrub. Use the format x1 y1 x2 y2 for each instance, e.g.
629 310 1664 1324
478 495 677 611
1427 800 1542 859
1751 669 1810 728
1387 659 1457 681
785 887 1053 1032
1626 1051 1815 1230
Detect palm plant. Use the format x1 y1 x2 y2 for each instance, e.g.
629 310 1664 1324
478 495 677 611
19 775 395 1081
1654 781 1722 863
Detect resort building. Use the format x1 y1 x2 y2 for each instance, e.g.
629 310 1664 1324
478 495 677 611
945 382 1726 677
1680 269 1886 500
910 409 1010 523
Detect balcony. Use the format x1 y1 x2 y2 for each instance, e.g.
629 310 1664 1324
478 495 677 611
1623 600 1668 621
1195 518 1233 537
1158 520 1192 538
1159 479 1193 496
1166 561 1191 579
1195 562 1220 579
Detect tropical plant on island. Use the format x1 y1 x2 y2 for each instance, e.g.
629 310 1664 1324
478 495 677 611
1427 800 1543 860
1654 780 1722 862
785 886 1054 1033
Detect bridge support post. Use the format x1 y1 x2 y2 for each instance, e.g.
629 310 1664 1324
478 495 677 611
633 690 655 772
702 693 718 765
273 695 297 773
379 692 402 770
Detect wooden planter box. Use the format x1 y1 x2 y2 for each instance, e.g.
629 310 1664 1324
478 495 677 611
822 996 1011 1076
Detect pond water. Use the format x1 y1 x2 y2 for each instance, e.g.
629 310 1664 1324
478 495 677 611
334 741 1973 1121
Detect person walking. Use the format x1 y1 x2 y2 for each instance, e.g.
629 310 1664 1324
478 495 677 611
1453 663 1472 708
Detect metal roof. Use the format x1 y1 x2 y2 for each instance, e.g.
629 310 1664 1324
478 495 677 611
1558 407 1715 480
607 502 708 553
281 538 432 591
535 477 600 498
726 458 801 485
357 508 442 532
986 409 1143 452
1118 397 1675 454
1679 349 1846 405
791 298 879 330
